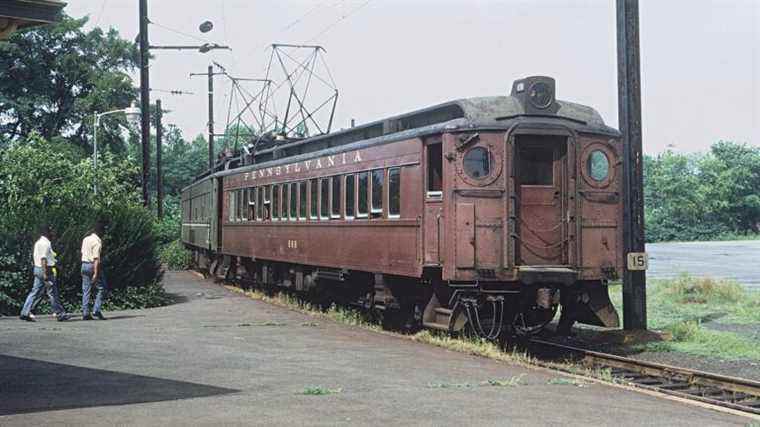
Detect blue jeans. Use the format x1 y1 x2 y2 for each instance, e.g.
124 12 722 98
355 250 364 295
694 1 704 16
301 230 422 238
21 267 65 317
81 262 107 316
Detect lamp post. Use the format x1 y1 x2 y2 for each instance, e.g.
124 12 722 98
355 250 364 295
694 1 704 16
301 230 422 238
92 104 140 194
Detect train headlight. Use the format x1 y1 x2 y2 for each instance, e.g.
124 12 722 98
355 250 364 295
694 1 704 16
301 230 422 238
528 81 553 110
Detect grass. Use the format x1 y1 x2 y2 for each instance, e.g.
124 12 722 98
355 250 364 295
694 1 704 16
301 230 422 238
547 377 589 387
300 386 342 396
609 274 760 361
427 375 526 390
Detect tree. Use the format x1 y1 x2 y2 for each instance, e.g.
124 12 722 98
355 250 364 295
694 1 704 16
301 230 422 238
0 136 165 314
0 15 139 152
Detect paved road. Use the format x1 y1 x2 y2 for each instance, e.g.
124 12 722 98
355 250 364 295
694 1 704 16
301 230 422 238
0 272 749 426
647 240 760 288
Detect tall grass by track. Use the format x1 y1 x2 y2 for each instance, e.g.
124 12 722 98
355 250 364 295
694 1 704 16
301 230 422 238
609 274 760 361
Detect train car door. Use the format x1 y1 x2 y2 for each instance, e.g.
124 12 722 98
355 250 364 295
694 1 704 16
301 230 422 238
443 132 505 279
513 134 569 266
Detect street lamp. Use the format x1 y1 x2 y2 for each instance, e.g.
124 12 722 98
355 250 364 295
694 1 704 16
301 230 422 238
92 103 140 194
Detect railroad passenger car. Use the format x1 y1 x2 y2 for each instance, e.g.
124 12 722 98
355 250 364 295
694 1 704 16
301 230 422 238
182 76 622 338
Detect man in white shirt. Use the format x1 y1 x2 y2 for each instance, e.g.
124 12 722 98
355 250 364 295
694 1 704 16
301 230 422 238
81 220 108 320
20 224 70 322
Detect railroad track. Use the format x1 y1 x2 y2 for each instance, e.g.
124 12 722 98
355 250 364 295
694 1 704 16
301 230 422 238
529 338 760 416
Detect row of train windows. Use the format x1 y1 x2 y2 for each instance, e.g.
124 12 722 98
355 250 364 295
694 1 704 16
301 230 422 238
227 167 401 223
184 198 210 222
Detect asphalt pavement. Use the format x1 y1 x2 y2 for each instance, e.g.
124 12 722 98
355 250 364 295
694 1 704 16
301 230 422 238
0 271 751 426
647 240 760 288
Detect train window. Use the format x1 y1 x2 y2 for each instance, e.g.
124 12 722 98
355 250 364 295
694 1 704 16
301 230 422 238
587 150 610 182
371 169 384 218
331 176 341 218
228 193 234 222
243 188 250 221
427 143 443 196
357 172 369 218
272 185 280 220
280 184 290 221
263 186 271 221
309 178 318 219
320 178 329 220
258 186 265 221
463 147 491 179
389 167 401 217
345 174 355 219
236 190 243 222
289 182 297 220
519 145 553 185
299 181 307 220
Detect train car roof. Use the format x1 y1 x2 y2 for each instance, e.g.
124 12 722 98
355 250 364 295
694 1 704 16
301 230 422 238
184 92 619 189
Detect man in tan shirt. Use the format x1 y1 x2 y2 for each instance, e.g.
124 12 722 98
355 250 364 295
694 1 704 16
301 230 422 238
81 220 108 320
20 224 70 322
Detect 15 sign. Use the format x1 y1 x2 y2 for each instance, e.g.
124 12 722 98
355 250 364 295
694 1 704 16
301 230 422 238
626 252 648 271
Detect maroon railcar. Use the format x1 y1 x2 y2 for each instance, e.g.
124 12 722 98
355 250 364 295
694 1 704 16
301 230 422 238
182 76 621 337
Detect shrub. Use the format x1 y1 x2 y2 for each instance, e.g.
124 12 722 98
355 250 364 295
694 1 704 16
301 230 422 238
0 136 166 314
160 240 191 271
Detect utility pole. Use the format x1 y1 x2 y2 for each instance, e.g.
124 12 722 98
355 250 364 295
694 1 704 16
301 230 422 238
208 65 214 171
191 66 226 171
156 99 164 219
617 0 647 330
138 0 151 208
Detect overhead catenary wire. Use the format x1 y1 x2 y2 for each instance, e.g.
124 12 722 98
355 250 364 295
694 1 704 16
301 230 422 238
304 0 372 44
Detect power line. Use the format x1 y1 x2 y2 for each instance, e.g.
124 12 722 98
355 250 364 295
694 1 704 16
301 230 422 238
305 0 372 43
150 19 211 44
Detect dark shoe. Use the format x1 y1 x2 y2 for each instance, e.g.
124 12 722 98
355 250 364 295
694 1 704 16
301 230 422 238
57 313 71 322
93 312 107 320
83 314 94 321
19 314 35 322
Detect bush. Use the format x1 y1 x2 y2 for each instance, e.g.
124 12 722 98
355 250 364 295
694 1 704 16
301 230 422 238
0 136 167 315
153 195 181 248
159 240 191 271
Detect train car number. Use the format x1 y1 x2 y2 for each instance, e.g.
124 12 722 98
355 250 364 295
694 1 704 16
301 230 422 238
287 240 299 249
626 252 648 271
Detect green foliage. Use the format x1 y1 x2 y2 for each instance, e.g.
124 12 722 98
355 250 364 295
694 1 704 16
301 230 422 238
0 15 139 151
660 274 746 304
0 136 165 314
300 386 342 396
153 196 182 247
159 240 192 271
645 141 760 242
608 277 760 361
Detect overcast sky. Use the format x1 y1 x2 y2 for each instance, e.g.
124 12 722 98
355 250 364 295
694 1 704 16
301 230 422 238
66 0 758 154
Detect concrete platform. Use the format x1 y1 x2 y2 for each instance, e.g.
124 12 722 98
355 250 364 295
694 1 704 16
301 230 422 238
0 271 750 426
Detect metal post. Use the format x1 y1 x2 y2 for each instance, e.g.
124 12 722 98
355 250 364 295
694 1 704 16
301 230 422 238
93 113 99 195
617 0 647 330
139 0 151 208
156 99 163 219
208 65 215 171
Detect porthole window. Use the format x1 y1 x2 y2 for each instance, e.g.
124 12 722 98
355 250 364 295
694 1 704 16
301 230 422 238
587 150 610 182
463 147 491 179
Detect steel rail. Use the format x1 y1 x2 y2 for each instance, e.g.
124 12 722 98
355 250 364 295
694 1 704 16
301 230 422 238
530 338 760 415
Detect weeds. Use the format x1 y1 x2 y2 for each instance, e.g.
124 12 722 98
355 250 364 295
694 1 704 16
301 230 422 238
547 377 589 387
300 386 342 396
484 375 525 387
661 274 745 304
428 375 525 390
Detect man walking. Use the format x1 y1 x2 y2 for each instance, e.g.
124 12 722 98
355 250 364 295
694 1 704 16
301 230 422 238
81 220 108 320
19 224 70 322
